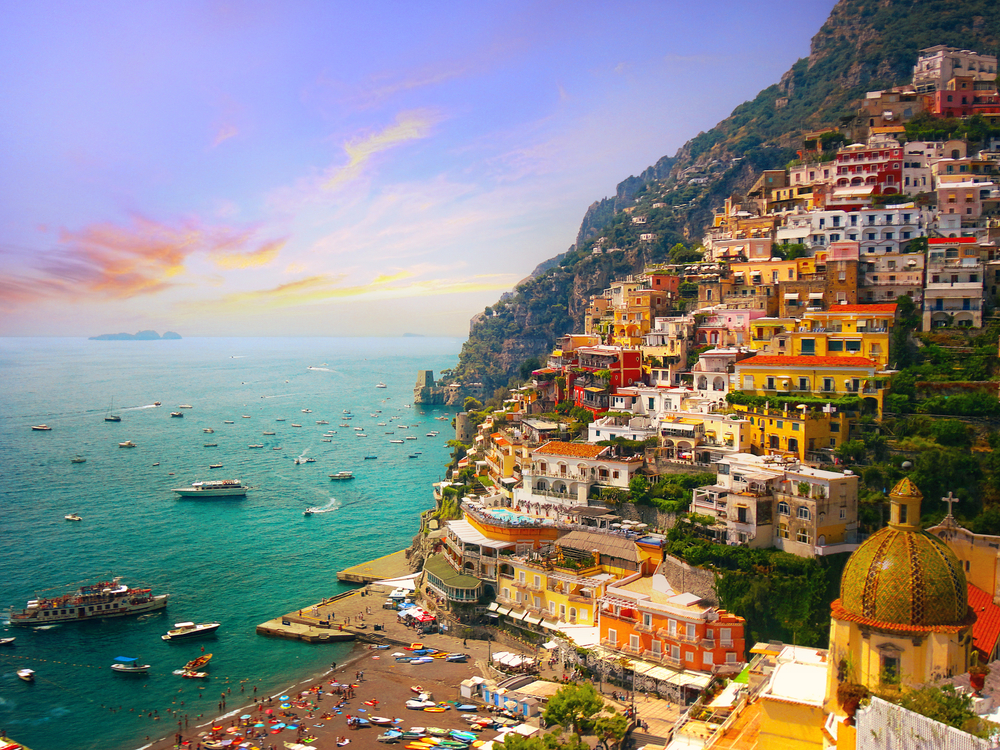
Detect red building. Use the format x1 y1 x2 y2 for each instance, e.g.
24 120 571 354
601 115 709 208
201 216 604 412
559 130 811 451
568 345 643 416
834 139 904 197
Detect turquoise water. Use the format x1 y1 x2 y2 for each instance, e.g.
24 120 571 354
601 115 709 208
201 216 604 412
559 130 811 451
0 336 461 750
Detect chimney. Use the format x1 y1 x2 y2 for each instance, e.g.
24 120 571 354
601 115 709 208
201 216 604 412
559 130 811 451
592 549 601 567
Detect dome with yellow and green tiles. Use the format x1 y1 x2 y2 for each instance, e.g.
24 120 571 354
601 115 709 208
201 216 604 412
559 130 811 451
839 477 968 628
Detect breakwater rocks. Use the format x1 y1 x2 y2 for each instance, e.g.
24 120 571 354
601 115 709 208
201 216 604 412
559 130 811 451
413 370 483 405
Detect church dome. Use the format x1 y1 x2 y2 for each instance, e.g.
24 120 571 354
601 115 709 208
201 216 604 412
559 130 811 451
839 478 968 628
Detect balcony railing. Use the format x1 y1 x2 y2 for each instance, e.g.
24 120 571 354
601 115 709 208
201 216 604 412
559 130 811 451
634 622 655 634
677 632 700 644
642 649 664 661
663 655 683 669
600 638 618 649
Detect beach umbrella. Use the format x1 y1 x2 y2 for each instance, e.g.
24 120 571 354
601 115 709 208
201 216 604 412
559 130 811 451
281 695 290 700
241 714 252 719
265 709 273 715
255 723 265 728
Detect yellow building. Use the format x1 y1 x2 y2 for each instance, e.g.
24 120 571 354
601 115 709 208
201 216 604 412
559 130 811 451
496 529 652 631
826 478 974 705
733 354 887 416
758 646 830 750
734 404 849 462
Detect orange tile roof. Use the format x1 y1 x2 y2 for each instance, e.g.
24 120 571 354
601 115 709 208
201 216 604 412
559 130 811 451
968 583 1000 660
534 441 607 459
737 355 877 369
830 599 975 634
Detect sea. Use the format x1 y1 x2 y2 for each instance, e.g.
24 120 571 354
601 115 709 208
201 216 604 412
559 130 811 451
0 336 463 750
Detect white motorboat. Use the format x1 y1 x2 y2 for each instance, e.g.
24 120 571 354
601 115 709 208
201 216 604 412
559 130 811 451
376 382 387 388
31 424 52 431
65 514 82 522
329 471 354 480
172 480 248 497
17 668 35 682
119 440 137 448
71 455 87 463
161 621 221 641
0 637 15 645
111 656 150 674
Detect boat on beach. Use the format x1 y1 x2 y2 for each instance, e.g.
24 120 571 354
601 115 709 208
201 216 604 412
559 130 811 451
162 621 221 641
172 479 248 497
8 576 168 626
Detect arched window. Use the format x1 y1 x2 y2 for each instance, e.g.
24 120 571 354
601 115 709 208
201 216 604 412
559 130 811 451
797 506 812 520
777 501 790 516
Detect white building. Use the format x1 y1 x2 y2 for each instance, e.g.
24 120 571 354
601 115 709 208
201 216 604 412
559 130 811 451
912 45 998 94
775 204 932 255
514 441 642 509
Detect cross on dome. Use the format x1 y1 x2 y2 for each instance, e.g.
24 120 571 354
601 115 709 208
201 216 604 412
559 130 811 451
942 491 959 518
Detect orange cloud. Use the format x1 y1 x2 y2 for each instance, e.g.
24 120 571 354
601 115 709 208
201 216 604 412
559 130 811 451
10 214 286 303
324 110 438 189
212 124 239 148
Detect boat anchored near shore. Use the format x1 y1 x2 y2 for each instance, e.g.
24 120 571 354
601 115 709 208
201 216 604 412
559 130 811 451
161 621 221 641
7 576 168 626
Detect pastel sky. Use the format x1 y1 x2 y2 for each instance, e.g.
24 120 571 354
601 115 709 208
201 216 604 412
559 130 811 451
0 0 835 337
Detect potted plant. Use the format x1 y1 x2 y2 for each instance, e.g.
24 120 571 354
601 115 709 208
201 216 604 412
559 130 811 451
969 653 990 695
836 681 869 725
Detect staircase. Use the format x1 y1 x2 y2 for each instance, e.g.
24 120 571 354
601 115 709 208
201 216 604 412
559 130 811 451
627 729 673 749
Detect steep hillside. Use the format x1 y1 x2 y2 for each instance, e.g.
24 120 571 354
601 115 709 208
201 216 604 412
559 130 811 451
452 0 1000 391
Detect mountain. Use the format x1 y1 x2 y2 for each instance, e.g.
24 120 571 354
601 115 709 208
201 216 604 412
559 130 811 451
89 330 183 341
451 0 1000 391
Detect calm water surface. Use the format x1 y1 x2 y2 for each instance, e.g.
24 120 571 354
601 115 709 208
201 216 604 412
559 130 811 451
0 336 461 750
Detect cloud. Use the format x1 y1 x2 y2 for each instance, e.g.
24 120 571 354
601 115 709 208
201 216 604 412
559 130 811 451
323 110 438 190
195 270 517 314
7 215 286 305
212 124 239 148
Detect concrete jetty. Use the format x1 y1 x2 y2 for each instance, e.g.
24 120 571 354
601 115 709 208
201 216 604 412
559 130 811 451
257 548 417 644
336 548 411 583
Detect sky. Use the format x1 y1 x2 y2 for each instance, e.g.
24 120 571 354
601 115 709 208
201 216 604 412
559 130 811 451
0 0 837 338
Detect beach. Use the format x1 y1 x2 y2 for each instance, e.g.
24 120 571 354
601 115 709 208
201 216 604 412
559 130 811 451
138 582 507 750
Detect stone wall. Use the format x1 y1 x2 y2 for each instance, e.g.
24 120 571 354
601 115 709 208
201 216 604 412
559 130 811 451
658 553 719 606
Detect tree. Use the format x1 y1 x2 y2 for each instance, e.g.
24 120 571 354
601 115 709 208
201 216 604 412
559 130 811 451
464 397 483 412
543 682 606 738
834 440 866 465
592 714 629 750
895 685 995 739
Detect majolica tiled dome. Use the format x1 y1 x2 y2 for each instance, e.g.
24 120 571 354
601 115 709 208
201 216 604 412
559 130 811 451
839 478 968 627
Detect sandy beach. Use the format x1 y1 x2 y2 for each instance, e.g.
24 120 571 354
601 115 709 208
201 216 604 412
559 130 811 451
137 584 526 750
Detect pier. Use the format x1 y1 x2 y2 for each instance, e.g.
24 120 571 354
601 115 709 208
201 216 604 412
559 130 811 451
335 548 411 583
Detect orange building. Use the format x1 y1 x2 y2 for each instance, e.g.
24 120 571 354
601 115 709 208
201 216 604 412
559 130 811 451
599 566 747 675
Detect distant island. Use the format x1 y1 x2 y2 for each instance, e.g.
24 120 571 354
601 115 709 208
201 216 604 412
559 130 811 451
89 330 182 341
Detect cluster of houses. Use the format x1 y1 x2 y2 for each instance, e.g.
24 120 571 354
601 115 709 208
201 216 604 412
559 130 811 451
413 44 1000 750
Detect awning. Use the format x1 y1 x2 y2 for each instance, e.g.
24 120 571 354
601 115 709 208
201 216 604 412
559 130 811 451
809 292 824 299
538 619 559 630
496 607 512 616
487 602 500 612
508 609 528 621
523 614 542 625
783 293 799 300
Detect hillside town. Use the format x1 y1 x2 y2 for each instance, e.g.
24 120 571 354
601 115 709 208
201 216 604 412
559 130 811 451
411 46 1000 749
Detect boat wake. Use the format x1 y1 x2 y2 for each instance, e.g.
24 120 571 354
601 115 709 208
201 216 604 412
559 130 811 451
304 497 340 515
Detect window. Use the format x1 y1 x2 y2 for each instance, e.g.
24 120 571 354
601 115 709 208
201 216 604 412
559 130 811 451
643 613 652 628
845 340 862 352
726 652 737 664
823 378 834 392
766 377 776 390
797 528 812 544
801 339 815 355
828 340 844 352
533 575 540 588
668 620 677 636
777 501 790 515
797 506 812 520
607 628 617 646
840 506 847 520
630 634 640 652
778 523 789 539
703 652 714 666
798 377 809 391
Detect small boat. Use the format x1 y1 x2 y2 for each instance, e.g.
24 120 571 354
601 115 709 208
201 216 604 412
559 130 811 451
183 653 212 671
316 420 329 425
445 653 469 663
119 440 137 448
376 382 387 388
204 443 218 447
71 455 86 463
0 637 15 645
276 418 286 422
31 425 52 431
409 454 418 458
224 420 234 424
364 455 377 460
263 431 276 435
406 436 417 440
330 471 354 480
241 415 251 419
291 423 302 428
162 622 221 641
170 412 184 418
17 668 35 682
65 513 83 522
178 404 193 409
454 705 477 712
378 732 402 743
302 409 312 413
181 670 208 678
111 656 150 674
203 428 214 433
390 440 404 444
371 717 395 726
105 414 122 423
209 463 223 469
248 444 264 449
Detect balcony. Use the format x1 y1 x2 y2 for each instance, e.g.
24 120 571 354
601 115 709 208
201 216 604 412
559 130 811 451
642 649 664 661
512 580 529 590
600 639 619 649
720 639 734 648
677 632 700 644
663 655 683 669
634 622 655 634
